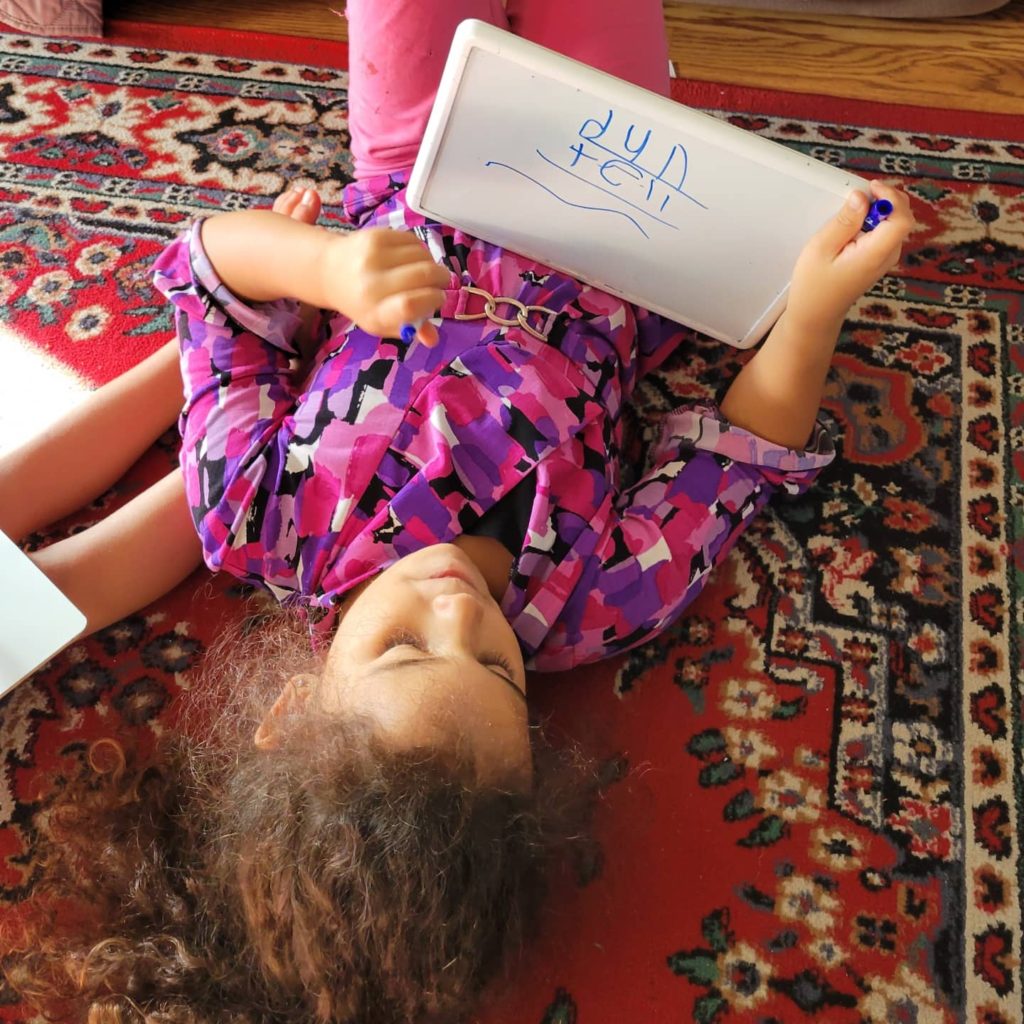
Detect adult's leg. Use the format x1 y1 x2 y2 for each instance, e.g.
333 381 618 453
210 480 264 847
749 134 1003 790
346 0 509 178
29 470 202 635
506 0 670 96
0 339 182 540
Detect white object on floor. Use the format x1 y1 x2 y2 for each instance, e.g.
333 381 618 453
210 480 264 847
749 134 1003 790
0 328 90 456
0 529 86 693
0 330 91 693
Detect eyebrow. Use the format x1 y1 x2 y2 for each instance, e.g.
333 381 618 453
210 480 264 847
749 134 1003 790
365 656 528 703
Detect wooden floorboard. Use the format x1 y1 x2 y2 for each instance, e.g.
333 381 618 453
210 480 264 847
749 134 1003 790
663 0 1024 115
108 0 1024 115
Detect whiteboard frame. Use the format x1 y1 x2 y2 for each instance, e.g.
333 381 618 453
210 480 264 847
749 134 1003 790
407 18 870 348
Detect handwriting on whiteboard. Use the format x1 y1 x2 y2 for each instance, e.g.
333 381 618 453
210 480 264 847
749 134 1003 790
485 108 707 239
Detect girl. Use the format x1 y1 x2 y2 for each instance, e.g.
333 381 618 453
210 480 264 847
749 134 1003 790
1 0 914 1021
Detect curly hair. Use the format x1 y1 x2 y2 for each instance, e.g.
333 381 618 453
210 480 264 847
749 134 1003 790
2 616 597 1024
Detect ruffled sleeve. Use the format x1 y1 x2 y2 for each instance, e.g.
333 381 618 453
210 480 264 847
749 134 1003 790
151 221 306 588
529 404 834 670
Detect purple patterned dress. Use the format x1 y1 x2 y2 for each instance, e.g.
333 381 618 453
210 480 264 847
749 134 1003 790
153 171 834 671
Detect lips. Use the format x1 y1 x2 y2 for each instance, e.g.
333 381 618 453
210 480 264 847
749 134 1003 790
432 569 478 589
420 544 487 594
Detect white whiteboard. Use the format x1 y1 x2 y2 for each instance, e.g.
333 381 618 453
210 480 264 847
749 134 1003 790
408 19 870 348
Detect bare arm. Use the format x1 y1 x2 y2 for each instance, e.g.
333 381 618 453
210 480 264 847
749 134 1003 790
198 211 450 346
718 311 841 451
720 182 914 450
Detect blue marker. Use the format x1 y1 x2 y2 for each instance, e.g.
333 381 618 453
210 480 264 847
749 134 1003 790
862 198 893 232
400 320 423 344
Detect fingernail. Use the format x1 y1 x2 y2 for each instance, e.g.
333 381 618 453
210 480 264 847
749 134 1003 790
846 192 862 209
300 189 314 205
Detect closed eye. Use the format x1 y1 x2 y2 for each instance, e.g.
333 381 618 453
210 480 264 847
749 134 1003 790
480 651 517 684
380 631 521 690
382 629 425 653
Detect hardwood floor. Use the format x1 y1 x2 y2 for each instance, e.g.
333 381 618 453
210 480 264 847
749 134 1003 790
108 0 1024 116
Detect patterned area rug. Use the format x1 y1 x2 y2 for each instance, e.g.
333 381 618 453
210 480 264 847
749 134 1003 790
1 21 1022 1024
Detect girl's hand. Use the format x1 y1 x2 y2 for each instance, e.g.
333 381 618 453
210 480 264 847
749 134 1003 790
321 228 450 347
720 182 913 450
785 180 915 333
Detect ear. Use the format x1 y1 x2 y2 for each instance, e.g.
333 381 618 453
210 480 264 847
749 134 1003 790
253 674 317 750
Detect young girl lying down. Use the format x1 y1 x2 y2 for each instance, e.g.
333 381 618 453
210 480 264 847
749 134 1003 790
0 1 913 1021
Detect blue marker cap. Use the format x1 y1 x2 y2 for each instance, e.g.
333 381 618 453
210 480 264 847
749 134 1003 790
862 198 894 232
400 322 419 344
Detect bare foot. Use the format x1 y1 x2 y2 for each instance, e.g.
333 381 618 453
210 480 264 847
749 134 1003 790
272 187 324 355
272 185 323 225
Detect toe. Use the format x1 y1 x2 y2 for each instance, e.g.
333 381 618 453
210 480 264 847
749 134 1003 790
293 188 321 224
272 187 303 216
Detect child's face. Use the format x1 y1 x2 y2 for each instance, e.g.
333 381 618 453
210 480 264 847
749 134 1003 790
320 544 530 780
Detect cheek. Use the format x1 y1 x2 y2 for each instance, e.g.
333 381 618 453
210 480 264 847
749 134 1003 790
324 619 382 686
490 612 524 662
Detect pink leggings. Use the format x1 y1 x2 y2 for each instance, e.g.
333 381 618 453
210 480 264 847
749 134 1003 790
345 0 671 179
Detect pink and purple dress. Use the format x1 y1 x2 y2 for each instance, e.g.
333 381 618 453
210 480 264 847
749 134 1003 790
153 171 834 672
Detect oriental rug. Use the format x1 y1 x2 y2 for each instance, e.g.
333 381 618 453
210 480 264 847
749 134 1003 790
0 21 1021 1024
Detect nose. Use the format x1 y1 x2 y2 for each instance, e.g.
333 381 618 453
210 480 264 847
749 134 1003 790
429 591 485 647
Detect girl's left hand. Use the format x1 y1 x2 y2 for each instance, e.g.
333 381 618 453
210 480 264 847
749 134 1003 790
785 180 915 332
319 227 450 347
272 186 443 347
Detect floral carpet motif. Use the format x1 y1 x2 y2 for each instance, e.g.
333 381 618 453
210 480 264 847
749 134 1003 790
0 23 1021 1024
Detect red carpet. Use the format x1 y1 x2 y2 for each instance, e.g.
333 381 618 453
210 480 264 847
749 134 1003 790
1 20 1022 1024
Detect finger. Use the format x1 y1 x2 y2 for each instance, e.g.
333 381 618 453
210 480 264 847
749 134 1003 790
368 238 447 276
373 287 445 336
810 190 871 258
373 258 451 295
834 226 905 278
357 228 447 268
832 181 912 261
868 181 915 234
869 179 908 209
417 321 440 347
883 243 904 274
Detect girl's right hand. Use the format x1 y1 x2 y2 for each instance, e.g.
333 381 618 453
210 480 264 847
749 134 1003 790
322 228 451 346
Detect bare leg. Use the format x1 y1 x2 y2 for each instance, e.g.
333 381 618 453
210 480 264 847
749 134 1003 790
0 339 182 540
345 0 668 179
29 470 202 635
